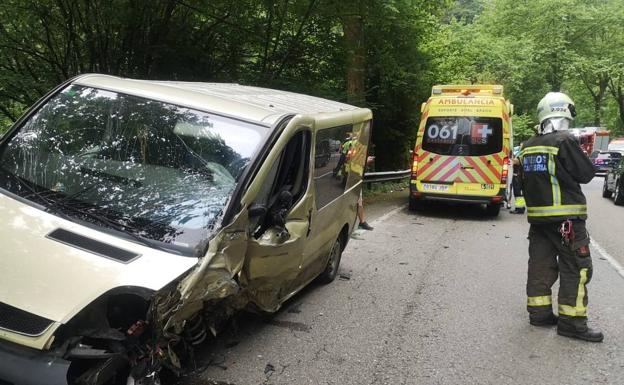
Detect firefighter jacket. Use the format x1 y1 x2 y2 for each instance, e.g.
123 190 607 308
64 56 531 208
519 131 595 224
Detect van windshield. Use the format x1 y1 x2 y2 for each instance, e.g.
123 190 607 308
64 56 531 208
422 117 503 156
0 85 268 255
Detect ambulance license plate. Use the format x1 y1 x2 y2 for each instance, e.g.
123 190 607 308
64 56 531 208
422 183 450 192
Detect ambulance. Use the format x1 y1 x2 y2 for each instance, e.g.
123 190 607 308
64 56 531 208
410 85 513 216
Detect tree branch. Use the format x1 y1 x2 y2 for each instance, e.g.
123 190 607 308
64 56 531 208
272 0 317 79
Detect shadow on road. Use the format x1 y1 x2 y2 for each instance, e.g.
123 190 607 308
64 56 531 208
408 201 502 221
171 278 326 385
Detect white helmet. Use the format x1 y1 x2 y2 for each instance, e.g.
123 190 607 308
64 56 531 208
536 92 576 135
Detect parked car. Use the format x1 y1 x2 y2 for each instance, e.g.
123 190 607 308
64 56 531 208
591 150 622 175
603 157 624 204
0 74 372 385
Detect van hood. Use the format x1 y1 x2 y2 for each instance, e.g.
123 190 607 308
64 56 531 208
0 192 198 324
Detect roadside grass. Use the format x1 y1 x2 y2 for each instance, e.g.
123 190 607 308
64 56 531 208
362 179 409 204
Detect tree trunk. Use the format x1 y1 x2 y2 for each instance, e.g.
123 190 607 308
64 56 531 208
618 96 624 129
608 77 624 131
593 100 601 126
342 13 365 106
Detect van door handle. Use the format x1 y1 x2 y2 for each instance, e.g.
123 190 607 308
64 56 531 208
461 165 474 170
306 209 312 237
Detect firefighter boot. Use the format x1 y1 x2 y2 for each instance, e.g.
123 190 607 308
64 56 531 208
529 312 558 326
557 322 604 342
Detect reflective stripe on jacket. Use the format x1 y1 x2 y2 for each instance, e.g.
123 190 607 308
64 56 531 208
519 131 595 224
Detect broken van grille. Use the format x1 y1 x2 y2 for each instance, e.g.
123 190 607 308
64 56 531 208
0 302 54 336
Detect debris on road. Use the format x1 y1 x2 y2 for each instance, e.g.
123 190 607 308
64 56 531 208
339 273 352 280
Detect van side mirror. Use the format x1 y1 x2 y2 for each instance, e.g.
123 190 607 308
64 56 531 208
248 203 268 219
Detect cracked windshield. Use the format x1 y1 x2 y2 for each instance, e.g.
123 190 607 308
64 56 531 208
0 85 266 254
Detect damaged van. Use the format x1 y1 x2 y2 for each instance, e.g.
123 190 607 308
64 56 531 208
0 75 371 385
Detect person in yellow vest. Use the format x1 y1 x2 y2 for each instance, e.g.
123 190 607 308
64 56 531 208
510 143 525 214
519 92 602 342
333 133 354 177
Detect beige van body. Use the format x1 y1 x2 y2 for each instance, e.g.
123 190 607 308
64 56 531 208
0 75 371 385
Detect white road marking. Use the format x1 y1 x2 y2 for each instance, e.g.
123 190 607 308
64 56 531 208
591 237 624 279
370 205 404 226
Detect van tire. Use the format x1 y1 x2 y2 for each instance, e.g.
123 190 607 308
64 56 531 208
409 197 422 211
602 178 612 198
485 203 501 217
318 237 343 284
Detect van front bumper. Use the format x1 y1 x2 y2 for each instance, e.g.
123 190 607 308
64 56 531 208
0 339 70 385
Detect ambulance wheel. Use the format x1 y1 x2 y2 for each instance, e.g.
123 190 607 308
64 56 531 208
485 203 501 217
602 178 612 198
319 236 343 284
409 196 422 211
614 180 624 206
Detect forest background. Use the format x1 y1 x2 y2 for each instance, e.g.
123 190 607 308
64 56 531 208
1 0 623 170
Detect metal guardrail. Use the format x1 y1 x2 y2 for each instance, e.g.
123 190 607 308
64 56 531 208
363 169 411 184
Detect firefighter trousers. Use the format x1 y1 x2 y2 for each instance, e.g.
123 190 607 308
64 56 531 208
526 220 592 328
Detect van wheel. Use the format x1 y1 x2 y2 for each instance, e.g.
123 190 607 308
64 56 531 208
614 180 624 205
409 196 422 211
319 237 343 284
485 203 501 217
603 178 613 198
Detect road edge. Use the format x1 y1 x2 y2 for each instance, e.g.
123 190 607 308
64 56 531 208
591 237 624 279
370 205 404 226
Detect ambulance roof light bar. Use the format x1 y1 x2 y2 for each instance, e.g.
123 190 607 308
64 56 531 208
432 85 504 96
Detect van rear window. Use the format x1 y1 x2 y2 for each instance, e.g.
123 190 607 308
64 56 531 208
422 117 503 156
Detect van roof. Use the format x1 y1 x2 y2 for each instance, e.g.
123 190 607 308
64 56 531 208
74 74 359 126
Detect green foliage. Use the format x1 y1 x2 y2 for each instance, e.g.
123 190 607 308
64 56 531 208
362 179 409 197
429 0 624 134
444 0 485 23
512 114 536 144
0 0 450 170
363 0 448 170
2 0 624 166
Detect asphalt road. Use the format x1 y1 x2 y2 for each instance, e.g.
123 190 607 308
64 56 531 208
585 176 624 267
178 179 624 385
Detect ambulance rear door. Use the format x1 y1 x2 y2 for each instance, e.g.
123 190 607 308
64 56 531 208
415 98 510 198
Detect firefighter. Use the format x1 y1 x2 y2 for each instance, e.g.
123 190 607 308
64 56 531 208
519 92 602 342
